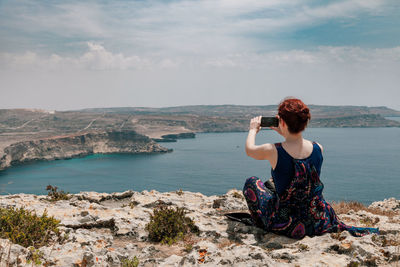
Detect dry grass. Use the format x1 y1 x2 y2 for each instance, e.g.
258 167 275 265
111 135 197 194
331 201 398 218
372 235 400 247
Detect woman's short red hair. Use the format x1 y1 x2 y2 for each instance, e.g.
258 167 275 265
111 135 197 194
278 98 311 134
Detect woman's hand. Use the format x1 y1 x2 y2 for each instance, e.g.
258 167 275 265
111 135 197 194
269 115 283 136
249 116 262 134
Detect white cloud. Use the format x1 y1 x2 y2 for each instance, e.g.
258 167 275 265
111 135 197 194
79 42 151 70
0 42 165 71
202 46 400 69
1 44 399 71
1 44 399 110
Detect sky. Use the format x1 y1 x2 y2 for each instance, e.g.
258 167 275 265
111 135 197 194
0 0 399 111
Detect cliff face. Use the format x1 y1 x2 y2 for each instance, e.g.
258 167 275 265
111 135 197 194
0 130 171 170
0 190 399 266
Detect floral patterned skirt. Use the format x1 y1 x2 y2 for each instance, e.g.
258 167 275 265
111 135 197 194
243 176 379 239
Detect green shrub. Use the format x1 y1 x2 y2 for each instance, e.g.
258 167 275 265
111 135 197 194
184 243 193 252
0 206 61 248
46 185 71 201
145 205 199 245
121 256 139 267
232 191 244 199
26 247 44 265
347 261 360 267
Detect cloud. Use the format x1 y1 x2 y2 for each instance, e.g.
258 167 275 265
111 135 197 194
0 42 161 71
1 44 399 111
203 46 400 69
0 0 391 56
1 43 399 72
79 42 151 70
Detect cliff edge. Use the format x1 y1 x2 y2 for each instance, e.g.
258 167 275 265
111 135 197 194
0 189 399 266
0 130 171 171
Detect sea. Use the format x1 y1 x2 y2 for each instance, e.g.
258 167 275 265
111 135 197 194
0 127 399 205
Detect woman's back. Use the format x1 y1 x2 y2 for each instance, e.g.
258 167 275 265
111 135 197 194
271 139 323 195
280 139 315 159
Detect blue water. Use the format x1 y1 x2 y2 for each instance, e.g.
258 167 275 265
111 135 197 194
0 128 399 205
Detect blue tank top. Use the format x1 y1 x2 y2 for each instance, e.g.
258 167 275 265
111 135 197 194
271 141 323 196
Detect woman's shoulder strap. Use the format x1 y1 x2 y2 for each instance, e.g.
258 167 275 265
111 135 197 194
312 141 323 153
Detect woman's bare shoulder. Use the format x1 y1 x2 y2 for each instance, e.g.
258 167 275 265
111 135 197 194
305 139 323 153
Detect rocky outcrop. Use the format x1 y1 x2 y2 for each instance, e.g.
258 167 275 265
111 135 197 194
0 130 171 170
161 133 196 139
0 190 399 266
153 132 196 142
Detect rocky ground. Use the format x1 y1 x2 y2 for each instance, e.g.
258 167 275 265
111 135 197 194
0 189 399 266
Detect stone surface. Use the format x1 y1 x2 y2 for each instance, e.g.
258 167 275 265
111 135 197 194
0 189 399 266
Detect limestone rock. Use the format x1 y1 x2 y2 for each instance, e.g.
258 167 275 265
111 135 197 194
0 130 171 170
0 189 399 266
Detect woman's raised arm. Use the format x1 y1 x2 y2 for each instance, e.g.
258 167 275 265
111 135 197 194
245 116 275 160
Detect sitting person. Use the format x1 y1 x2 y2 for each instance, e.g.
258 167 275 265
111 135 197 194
243 97 379 239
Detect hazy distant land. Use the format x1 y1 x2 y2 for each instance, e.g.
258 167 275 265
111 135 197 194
0 105 399 170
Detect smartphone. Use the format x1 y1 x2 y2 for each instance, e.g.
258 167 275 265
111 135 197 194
260 117 279 127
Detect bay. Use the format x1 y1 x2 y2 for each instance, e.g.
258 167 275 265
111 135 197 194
0 128 399 205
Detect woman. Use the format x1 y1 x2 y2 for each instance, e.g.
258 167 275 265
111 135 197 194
243 97 379 239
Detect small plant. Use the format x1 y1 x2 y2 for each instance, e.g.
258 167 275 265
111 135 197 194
27 247 44 265
0 206 61 248
298 243 309 251
46 185 71 201
330 232 346 241
57 232 70 244
121 256 139 267
184 243 193 252
121 201 139 209
176 188 184 196
232 191 244 199
360 217 375 227
145 205 199 245
129 201 139 208
347 261 360 267
372 234 400 247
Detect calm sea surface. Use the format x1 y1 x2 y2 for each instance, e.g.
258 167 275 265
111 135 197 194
0 128 399 205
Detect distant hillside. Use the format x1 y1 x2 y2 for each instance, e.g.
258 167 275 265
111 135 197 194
310 114 400 128
78 104 400 118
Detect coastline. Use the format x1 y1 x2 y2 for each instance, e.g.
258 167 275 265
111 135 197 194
0 130 172 172
1 106 399 172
